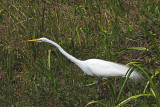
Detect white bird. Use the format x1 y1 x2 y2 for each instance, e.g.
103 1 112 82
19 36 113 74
28 37 143 92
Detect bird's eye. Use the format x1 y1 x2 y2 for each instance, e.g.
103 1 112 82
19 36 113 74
37 40 42 42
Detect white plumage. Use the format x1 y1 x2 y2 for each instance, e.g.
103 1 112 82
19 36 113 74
82 59 142 80
28 38 143 91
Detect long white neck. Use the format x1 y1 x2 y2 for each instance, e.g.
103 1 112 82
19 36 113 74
46 40 82 66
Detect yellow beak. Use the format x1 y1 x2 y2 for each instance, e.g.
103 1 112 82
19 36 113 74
27 39 41 42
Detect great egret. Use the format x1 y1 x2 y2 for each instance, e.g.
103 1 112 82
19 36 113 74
28 38 143 92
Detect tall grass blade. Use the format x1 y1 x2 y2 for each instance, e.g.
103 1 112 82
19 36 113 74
85 101 108 107
116 67 134 105
127 47 148 51
133 64 157 95
117 47 149 54
48 50 51 69
116 94 152 107
143 71 160 94
0 1 26 29
133 64 160 106
107 80 116 105
143 25 159 56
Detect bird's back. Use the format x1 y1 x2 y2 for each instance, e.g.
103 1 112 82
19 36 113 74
82 59 143 81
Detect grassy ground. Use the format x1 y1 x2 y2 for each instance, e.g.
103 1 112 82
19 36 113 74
0 0 160 106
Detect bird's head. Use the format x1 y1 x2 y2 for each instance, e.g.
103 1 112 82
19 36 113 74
27 37 49 42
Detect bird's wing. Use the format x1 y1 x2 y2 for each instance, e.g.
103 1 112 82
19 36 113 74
85 59 130 78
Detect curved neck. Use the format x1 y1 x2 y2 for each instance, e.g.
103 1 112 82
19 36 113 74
46 40 82 66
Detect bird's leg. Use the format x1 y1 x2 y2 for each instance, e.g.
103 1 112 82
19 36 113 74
115 85 116 101
97 78 100 93
114 79 117 101
92 78 100 101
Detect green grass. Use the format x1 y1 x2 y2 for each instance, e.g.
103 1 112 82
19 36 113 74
0 0 160 106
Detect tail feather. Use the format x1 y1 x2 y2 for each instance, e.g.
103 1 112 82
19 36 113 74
130 71 144 82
